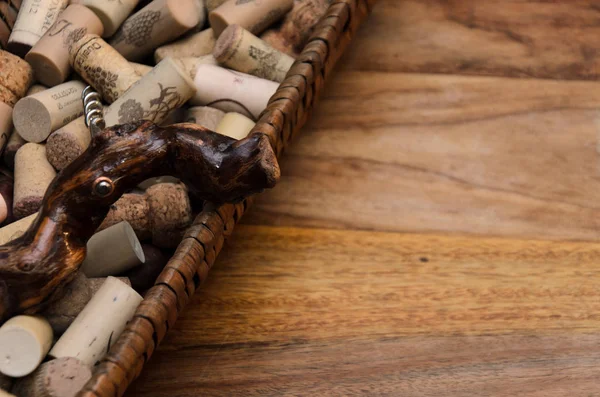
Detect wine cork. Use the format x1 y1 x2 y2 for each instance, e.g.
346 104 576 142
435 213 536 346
3 85 47 169
49 277 143 367
7 0 69 57
99 183 192 248
185 106 224 130
81 221 145 278
0 50 33 107
0 390 15 397
13 80 86 143
137 176 179 190
0 316 53 377
12 357 91 397
154 28 215 63
80 0 140 37
26 4 105 87
110 0 202 61
0 212 36 245
215 112 255 140
209 0 293 37
104 57 196 127
0 171 13 225
262 0 331 55
129 61 152 76
0 102 11 155
45 116 90 171
124 244 168 292
191 64 278 120
174 54 218 79
206 0 228 12
13 144 56 219
43 273 131 334
214 24 294 82
69 34 141 104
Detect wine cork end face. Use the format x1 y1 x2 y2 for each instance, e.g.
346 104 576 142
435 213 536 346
25 52 66 88
0 329 42 377
167 0 203 30
125 221 146 264
12 98 51 143
213 24 242 62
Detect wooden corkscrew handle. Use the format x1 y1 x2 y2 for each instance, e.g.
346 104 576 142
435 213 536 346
0 120 280 322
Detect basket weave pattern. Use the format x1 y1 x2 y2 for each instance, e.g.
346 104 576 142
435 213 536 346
78 1 376 395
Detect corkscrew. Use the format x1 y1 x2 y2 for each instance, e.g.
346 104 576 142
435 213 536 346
82 86 105 136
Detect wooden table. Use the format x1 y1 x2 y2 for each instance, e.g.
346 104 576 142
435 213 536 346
128 1 600 395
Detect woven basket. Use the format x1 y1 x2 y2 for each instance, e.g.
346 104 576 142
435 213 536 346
78 1 376 395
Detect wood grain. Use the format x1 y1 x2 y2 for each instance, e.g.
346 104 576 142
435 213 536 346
344 0 600 80
243 71 600 241
127 1 600 395
129 226 600 396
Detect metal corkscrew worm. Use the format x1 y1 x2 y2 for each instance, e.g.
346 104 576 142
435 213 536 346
82 86 105 136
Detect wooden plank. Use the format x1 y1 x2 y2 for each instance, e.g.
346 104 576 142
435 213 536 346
128 225 600 396
243 71 600 241
343 0 600 80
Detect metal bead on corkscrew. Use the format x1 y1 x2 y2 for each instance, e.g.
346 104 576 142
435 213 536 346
82 86 106 137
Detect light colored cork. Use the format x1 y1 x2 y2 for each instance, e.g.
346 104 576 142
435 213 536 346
13 144 56 219
0 390 15 397
104 57 197 127
0 50 33 107
206 0 228 12
262 0 331 55
0 171 13 225
45 116 90 171
174 55 218 79
7 0 69 57
0 316 53 378
209 0 293 37
191 64 278 120
185 106 225 130
154 28 215 63
80 0 140 37
81 221 145 278
137 176 180 190
215 111 255 140
26 4 104 87
49 277 143 367
214 24 294 82
13 80 86 143
69 34 141 104
110 0 202 61
129 62 153 76
43 273 131 334
0 212 36 245
0 102 12 158
4 85 47 169
86 277 131 296
12 357 91 397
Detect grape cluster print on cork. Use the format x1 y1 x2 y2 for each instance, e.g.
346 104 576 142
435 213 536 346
0 0 375 396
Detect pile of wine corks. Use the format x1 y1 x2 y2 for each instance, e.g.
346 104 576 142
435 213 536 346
0 0 330 395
